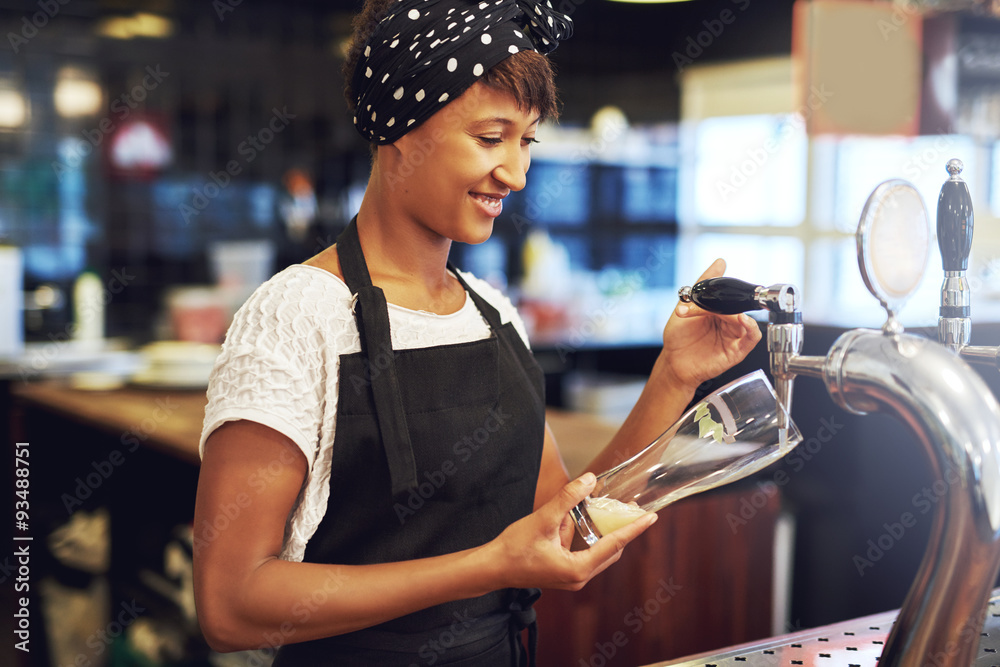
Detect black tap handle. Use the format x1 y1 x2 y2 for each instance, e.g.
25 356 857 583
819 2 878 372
937 159 974 272
679 277 763 315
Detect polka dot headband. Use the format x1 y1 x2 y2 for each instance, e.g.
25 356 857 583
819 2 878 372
352 0 573 144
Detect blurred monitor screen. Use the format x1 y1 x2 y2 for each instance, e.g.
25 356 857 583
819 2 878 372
992 140 1000 218
522 161 589 226
623 166 676 222
690 114 807 227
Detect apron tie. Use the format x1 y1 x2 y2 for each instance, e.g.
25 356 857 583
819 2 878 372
508 587 541 666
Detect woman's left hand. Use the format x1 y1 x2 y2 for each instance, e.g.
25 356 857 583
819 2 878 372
658 258 762 393
579 258 764 478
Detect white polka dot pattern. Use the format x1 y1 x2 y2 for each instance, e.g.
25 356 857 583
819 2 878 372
199 264 530 562
352 0 573 144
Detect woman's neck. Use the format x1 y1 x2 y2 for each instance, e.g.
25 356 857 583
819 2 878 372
343 175 465 315
305 160 467 315
355 191 452 288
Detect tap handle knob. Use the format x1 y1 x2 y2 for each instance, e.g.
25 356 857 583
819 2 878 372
937 159 974 272
678 277 763 315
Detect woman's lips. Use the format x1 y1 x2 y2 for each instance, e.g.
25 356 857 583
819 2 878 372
470 192 504 217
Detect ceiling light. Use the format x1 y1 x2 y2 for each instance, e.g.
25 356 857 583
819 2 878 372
54 67 103 118
0 87 28 129
95 13 174 40
606 0 696 4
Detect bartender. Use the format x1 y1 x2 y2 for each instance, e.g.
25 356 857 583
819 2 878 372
191 0 762 664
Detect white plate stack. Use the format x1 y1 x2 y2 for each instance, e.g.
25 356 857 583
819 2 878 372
131 341 222 390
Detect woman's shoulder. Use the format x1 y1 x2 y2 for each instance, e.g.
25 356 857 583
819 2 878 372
227 264 355 343
257 263 349 296
244 264 350 310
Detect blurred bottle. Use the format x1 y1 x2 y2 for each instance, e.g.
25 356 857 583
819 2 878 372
521 228 571 300
72 269 105 348
519 229 573 340
0 240 24 357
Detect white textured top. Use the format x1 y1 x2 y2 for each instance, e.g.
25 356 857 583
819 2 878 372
200 264 530 562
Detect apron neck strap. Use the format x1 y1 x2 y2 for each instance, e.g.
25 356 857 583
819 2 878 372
335 217 418 498
448 263 504 332
336 215 375 292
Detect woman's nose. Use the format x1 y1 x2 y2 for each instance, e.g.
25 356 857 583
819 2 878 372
493 146 528 192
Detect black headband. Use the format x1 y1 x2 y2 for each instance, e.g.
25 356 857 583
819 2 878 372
351 0 573 144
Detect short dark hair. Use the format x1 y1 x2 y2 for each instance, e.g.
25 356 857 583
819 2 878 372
342 0 560 133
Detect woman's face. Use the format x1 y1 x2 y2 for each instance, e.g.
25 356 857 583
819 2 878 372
384 81 539 245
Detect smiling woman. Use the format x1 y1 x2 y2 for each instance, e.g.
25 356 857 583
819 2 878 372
191 0 762 665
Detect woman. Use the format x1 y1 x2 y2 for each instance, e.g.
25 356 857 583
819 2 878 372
192 0 762 664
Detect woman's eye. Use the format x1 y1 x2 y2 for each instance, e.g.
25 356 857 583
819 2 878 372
479 136 503 145
523 137 539 146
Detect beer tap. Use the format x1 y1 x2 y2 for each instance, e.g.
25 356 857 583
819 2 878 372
678 177 1000 667
937 158 1000 368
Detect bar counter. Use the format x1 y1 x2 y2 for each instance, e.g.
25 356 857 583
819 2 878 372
10 380 627 470
12 381 207 465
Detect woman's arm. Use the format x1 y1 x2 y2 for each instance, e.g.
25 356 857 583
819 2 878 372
534 422 570 511
193 419 655 653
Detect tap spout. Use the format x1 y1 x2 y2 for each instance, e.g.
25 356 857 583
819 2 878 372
819 328 1000 667
769 323 804 430
960 345 1000 371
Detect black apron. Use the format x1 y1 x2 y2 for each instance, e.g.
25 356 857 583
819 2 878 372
272 219 546 666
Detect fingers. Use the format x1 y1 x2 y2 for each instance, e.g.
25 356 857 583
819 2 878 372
694 257 726 283
514 479 657 590
723 314 763 354
546 473 596 521
585 512 657 567
675 303 761 337
722 312 760 335
674 302 695 318
740 313 763 343
675 305 751 324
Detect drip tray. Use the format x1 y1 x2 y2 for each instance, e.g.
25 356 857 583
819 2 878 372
643 589 1000 667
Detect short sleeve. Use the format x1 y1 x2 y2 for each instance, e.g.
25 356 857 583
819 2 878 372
200 272 337 469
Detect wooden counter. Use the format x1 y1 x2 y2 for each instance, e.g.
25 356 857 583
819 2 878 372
10 382 623 469
12 381 208 465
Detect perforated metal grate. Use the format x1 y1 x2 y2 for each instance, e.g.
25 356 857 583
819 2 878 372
644 590 1000 667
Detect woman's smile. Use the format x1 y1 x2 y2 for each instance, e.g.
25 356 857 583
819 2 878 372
469 190 507 218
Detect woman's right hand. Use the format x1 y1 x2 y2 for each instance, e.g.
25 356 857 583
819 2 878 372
484 473 657 591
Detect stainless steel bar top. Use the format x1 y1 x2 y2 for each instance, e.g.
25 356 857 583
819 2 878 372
642 588 1000 667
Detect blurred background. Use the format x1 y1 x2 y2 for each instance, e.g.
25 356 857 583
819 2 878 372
4 0 998 354
4 0 1000 666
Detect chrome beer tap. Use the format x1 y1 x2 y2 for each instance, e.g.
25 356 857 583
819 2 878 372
937 158 1000 368
678 178 1000 667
